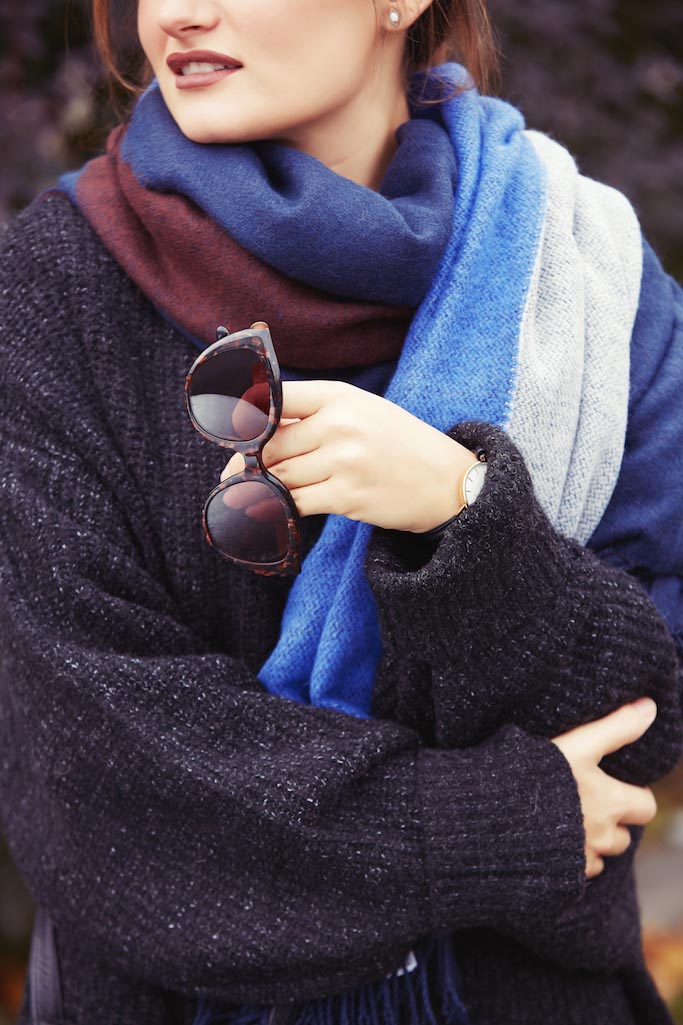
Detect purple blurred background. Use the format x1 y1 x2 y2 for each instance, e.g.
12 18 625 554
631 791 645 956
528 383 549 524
1 1 682 1022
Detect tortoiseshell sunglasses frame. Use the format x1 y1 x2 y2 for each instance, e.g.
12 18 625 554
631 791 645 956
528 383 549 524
185 323 302 576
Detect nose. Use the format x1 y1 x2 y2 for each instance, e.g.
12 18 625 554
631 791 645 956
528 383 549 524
157 1 220 39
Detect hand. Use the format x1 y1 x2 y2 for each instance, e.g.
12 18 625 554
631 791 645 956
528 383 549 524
551 699 659 878
221 379 478 533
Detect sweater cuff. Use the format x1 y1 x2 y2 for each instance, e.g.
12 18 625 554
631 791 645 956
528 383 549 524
419 724 587 935
365 421 574 663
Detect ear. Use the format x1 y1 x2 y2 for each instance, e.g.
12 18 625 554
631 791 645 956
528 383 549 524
400 0 436 30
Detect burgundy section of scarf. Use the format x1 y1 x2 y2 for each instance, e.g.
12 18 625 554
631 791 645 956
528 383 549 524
71 125 412 369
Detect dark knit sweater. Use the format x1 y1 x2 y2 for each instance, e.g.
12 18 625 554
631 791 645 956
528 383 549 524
0 194 681 1025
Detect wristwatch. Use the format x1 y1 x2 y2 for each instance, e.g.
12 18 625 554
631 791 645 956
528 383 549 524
459 451 488 510
419 447 488 541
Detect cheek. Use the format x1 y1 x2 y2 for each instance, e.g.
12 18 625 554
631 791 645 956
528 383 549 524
228 0 291 52
235 0 373 76
136 4 162 68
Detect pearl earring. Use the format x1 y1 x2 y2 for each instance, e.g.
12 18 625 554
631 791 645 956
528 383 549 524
389 8 400 25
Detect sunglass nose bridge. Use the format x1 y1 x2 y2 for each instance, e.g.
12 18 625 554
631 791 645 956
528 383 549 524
242 453 265 472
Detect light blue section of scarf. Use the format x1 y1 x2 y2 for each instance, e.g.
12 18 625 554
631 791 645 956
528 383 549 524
259 66 547 716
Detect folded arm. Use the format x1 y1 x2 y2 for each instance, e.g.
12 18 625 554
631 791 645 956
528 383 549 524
365 419 683 971
367 419 682 782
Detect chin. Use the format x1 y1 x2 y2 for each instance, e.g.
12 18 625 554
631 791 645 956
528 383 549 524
169 107 251 145
171 115 231 145
182 126 227 145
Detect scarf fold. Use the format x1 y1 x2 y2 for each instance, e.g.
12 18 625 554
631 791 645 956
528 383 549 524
56 80 459 364
114 86 459 307
59 126 415 365
54 62 644 1025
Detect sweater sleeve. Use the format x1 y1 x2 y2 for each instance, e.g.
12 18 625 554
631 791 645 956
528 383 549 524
365 419 683 972
366 419 682 783
0 202 588 1006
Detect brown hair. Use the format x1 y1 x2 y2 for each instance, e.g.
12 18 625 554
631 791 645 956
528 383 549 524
403 0 499 98
91 0 499 114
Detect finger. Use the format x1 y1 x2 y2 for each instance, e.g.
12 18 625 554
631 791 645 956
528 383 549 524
220 419 316 481
585 853 604 879
280 380 343 421
268 450 331 491
600 825 633 859
616 783 658 826
261 417 320 468
565 699 658 760
221 453 245 481
288 480 338 518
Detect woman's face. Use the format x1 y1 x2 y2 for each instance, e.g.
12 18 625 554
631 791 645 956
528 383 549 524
137 0 398 149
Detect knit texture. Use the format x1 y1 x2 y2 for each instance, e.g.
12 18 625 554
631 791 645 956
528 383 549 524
56 76 457 335
1 195 681 1025
510 130 641 540
257 74 642 718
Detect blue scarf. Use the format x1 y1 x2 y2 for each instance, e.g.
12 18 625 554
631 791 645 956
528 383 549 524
258 74 546 717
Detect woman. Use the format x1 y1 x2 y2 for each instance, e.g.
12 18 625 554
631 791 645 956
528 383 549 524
0 1 682 1024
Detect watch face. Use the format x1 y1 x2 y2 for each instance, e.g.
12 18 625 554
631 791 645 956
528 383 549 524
464 461 487 506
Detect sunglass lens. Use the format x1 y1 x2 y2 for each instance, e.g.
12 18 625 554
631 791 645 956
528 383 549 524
205 480 291 564
188 349 271 442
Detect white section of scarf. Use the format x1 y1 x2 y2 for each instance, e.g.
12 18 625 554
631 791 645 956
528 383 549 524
505 130 643 545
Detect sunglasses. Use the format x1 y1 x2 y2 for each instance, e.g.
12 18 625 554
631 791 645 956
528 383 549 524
185 321 302 576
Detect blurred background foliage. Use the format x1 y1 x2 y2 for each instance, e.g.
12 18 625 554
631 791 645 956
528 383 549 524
488 0 683 278
1 1 682 1023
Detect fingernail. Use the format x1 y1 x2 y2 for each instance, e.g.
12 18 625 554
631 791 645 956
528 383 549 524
633 697 657 719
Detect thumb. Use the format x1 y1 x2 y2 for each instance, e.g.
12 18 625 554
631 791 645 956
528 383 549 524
555 698 657 761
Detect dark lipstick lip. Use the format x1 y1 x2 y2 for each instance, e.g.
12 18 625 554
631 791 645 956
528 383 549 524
167 50 242 75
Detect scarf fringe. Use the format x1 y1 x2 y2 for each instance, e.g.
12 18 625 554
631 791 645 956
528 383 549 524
190 934 471 1025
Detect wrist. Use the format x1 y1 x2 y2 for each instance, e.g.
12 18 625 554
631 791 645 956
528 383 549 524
367 421 575 666
412 438 484 535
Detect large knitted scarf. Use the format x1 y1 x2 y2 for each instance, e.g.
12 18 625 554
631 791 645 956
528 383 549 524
259 83 643 719
56 63 644 1025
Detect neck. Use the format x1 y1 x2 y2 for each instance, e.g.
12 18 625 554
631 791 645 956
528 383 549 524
271 72 411 192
